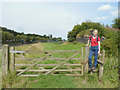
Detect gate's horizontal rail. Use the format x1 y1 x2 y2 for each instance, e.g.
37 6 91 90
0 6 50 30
15 58 81 60
19 74 82 77
52 73 82 76
15 64 82 66
20 74 39 77
16 69 81 72
10 50 80 53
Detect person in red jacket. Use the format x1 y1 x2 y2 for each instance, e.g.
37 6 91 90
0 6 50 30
86 29 100 71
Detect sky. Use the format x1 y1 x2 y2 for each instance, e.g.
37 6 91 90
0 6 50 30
0 2 118 40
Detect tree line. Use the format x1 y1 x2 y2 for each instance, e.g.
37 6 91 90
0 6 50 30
0 27 64 44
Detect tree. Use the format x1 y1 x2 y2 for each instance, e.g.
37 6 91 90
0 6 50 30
111 18 120 29
67 21 104 42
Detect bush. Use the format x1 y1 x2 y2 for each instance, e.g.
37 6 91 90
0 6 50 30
101 28 118 56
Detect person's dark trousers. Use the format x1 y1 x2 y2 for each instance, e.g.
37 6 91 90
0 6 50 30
88 46 99 68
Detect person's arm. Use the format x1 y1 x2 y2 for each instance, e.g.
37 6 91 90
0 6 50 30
88 39 90 45
86 35 91 46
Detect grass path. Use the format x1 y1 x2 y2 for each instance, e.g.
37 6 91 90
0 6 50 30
2 42 118 88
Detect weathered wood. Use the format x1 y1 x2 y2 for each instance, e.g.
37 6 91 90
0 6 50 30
10 50 80 53
16 69 81 72
15 57 81 60
10 46 15 71
102 50 105 61
15 64 82 66
20 74 39 77
99 50 105 77
52 73 82 76
2 44 9 76
97 60 104 64
45 52 78 75
84 46 89 74
17 54 51 76
81 47 84 76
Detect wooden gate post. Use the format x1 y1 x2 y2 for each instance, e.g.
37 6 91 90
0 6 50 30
10 46 15 71
2 44 9 76
99 50 105 77
81 47 83 76
84 46 89 73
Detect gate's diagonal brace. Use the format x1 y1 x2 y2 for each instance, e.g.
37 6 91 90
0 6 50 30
45 52 79 75
17 54 51 76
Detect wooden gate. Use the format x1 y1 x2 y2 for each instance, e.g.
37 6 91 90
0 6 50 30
2 44 105 77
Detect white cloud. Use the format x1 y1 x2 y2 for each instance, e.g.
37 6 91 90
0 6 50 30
94 16 107 21
98 4 114 11
110 10 118 17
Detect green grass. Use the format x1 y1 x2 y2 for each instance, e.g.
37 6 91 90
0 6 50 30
2 41 119 88
26 74 76 88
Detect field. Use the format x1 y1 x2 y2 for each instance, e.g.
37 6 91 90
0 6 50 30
1 42 119 88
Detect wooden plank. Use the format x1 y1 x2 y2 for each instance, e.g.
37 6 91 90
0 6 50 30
16 69 81 72
17 54 51 76
44 50 80 53
81 47 84 76
2 44 9 76
20 74 39 77
83 46 88 74
102 50 105 61
10 46 15 71
65 74 82 76
21 74 82 77
85 46 89 73
15 64 82 66
97 60 104 64
45 52 79 75
10 51 25 53
52 74 82 76
15 58 81 60
99 64 103 77
10 50 80 53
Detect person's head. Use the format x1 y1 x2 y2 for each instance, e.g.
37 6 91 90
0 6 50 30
93 29 98 36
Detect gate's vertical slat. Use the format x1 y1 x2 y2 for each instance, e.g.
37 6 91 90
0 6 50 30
10 46 15 71
81 47 83 76
2 44 9 76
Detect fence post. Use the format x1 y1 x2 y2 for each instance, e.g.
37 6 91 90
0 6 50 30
84 46 89 73
10 46 15 71
2 44 9 76
99 50 105 77
81 47 83 76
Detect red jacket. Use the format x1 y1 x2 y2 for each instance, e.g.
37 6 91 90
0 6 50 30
89 35 100 46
